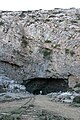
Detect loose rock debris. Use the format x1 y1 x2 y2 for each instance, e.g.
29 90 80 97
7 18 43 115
47 91 80 104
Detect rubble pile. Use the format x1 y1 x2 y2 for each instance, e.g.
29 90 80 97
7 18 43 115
0 75 31 101
47 91 80 104
0 76 26 93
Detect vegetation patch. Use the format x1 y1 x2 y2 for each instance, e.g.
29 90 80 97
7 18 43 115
70 50 75 57
21 35 28 48
0 85 6 93
45 40 52 43
65 48 75 57
43 48 52 59
58 19 64 22
73 96 80 104
0 115 21 120
45 70 51 73
0 21 4 26
71 20 78 24
44 19 51 22
11 109 23 114
74 83 80 93
53 44 60 49
74 83 80 88
48 15 55 18
19 12 25 18
65 48 70 54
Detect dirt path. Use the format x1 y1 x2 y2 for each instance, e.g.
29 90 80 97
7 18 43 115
0 96 34 113
34 95 80 120
0 95 80 120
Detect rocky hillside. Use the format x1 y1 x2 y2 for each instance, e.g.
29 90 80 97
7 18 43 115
0 8 80 83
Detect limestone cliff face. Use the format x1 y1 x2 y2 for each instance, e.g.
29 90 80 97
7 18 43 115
0 8 80 82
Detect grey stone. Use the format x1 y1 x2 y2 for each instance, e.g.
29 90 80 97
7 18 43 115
0 9 80 83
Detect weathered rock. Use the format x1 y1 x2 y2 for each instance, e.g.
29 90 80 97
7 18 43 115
68 75 80 88
48 91 80 103
0 75 26 93
0 8 80 83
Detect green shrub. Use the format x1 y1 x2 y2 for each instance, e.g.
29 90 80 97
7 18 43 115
67 87 74 92
70 50 75 57
73 96 80 103
65 48 70 54
65 48 75 57
11 109 22 114
74 83 80 88
45 40 51 43
0 85 6 93
43 48 52 59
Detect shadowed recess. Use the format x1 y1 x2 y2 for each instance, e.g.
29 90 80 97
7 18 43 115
23 78 68 95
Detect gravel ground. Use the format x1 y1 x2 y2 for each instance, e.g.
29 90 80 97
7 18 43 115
0 95 80 120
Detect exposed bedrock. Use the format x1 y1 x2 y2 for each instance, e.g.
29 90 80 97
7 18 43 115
0 8 80 86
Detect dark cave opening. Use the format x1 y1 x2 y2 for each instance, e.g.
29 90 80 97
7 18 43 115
23 78 68 95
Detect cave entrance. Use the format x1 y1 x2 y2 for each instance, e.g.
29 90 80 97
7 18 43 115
23 78 68 95
33 89 42 95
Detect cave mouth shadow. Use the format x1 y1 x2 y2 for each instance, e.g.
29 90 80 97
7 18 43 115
33 89 42 95
23 77 68 95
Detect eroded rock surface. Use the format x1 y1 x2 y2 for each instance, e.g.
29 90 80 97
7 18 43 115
0 8 80 82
